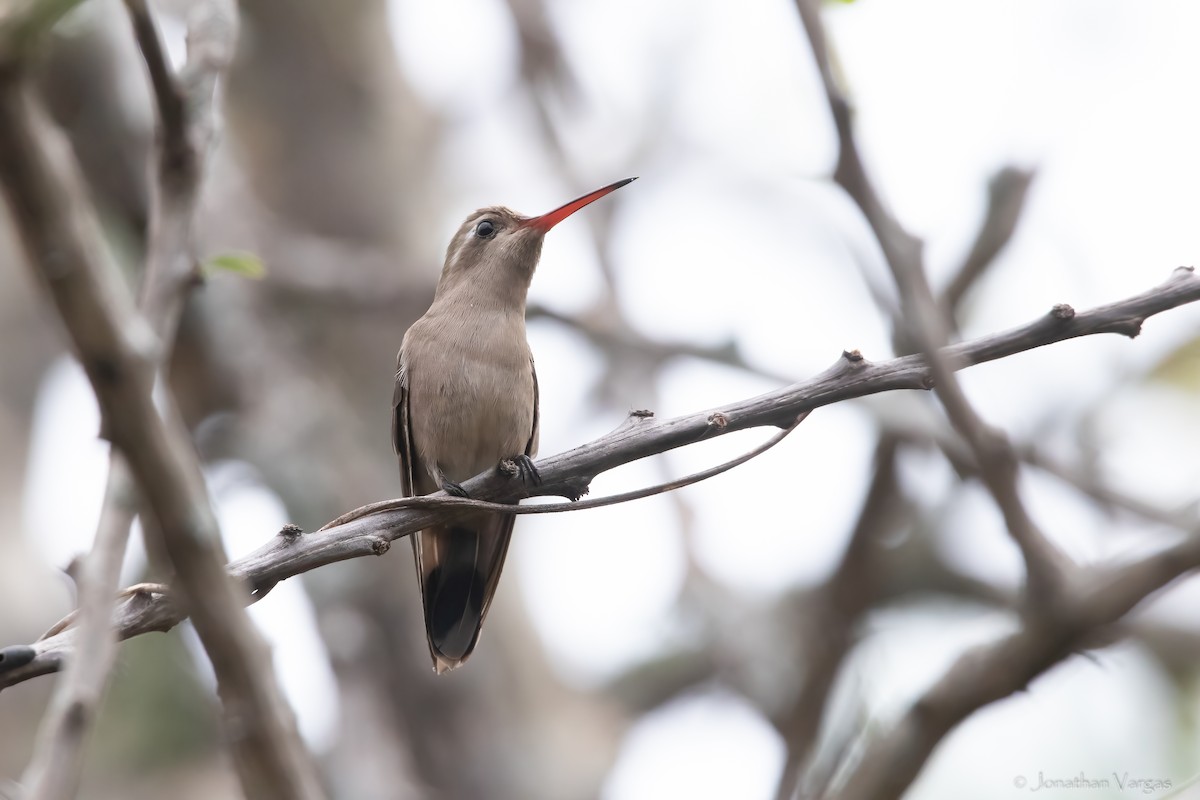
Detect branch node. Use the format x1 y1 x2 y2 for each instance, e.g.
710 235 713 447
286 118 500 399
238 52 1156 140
707 411 729 431
842 349 865 363
630 408 655 419
1100 318 1145 339
558 476 592 502
1050 303 1075 321
369 537 390 556
278 523 303 541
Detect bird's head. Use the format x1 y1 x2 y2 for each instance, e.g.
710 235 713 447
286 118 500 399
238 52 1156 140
435 178 636 305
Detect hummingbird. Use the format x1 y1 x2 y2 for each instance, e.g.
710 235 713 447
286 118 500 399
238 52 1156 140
393 177 636 673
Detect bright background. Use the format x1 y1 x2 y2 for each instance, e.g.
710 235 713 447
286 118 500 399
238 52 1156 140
5 0 1200 798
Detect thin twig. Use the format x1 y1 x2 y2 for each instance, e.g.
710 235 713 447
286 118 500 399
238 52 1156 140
529 302 792 385
882 415 1200 535
125 0 189 177
321 411 810 529
37 582 171 642
2 268 1197 691
940 167 1036 318
19 460 139 800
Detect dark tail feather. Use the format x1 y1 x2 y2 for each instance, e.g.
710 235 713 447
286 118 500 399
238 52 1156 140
412 513 515 673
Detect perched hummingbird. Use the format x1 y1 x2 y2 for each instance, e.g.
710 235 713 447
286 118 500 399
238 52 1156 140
393 177 636 673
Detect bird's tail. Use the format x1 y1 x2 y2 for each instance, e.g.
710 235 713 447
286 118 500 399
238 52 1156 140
412 511 515 674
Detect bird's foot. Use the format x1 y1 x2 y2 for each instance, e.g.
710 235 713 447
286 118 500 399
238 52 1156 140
441 480 469 498
499 454 542 486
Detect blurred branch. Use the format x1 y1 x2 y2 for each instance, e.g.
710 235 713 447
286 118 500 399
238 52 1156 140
20 458 139 800
940 167 1037 320
882 417 1200 668
885 414 1199 535
796 0 1068 604
125 0 188 180
505 0 638 304
259 235 435 315
772 437 904 800
3 268 1199 690
529 301 792 384
833 526 1200 800
503 0 577 100
792 2 1200 797
18 3 231 797
1020 445 1197 529
611 464 1200 719
0 5 325 799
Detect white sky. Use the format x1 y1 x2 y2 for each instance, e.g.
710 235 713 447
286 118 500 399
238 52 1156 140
20 0 1200 797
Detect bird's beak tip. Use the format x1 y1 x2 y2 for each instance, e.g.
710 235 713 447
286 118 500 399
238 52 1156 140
521 177 637 232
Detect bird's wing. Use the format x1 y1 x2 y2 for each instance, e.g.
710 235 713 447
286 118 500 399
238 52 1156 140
459 356 539 643
411 356 540 674
526 356 540 458
394 351 539 673
391 355 415 498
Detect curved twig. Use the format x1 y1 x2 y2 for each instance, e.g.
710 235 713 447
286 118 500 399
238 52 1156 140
321 410 811 529
1 268 1197 692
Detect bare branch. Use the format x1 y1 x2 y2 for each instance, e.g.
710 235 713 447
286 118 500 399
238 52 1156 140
20 460 139 800
795 0 1068 603
131 0 236 336
0 6 324 798
528 301 792 385
1019 445 1197 531
940 167 1037 318
321 411 810 529
2 269 1197 692
125 0 189 179
17 1 235 794
833 528 1200 800
773 438 904 800
883 414 1199 535
790 6 1196 797
502 0 577 100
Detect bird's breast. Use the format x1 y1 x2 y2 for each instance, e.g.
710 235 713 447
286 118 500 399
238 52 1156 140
404 313 536 483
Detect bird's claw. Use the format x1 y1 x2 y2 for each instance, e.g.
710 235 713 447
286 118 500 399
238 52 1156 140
499 454 542 486
442 480 469 498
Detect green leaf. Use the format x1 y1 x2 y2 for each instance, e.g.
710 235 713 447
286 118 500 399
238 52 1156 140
1146 336 1200 394
202 251 266 280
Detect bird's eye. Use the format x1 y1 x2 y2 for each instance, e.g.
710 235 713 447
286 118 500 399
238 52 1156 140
475 219 496 238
